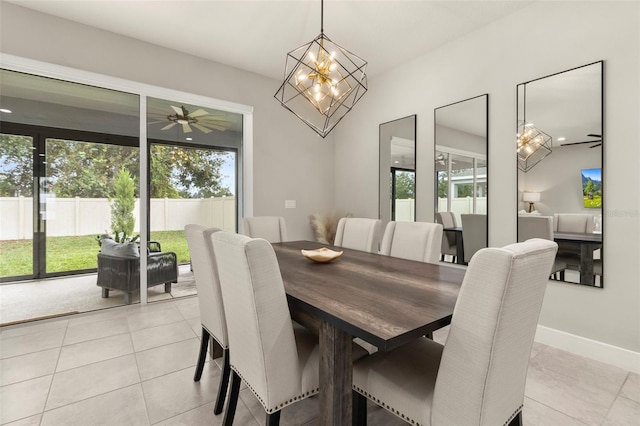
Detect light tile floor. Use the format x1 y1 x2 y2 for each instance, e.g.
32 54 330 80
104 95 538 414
1 296 638 426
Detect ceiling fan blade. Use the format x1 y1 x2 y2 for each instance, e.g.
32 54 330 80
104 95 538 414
161 122 177 131
170 105 183 115
202 123 228 132
197 118 231 125
182 123 192 133
560 140 601 147
198 120 232 128
587 133 602 138
188 109 210 118
192 123 213 134
148 120 167 125
589 143 602 148
197 122 231 131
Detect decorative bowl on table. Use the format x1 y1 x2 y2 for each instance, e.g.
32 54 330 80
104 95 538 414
301 247 343 263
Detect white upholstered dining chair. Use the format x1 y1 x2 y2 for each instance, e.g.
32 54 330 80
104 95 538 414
553 213 595 233
242 216 288 243
352 238 558 426
380 221 443 264
461 213 487 263
334 217 382 253
184 224 229 415
435 212 457 263
518 215 567 279
211 231 319 425
211 232 368 425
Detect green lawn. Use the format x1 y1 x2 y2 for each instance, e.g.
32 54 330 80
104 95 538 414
0 231 191 279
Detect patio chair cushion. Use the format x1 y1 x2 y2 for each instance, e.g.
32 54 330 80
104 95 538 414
101 238 140 258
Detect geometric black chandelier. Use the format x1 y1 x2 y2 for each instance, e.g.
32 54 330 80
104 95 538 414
274 0 368 138
517 120 552 172
517 83 552 172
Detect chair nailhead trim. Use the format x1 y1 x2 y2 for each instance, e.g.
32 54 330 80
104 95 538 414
503 405 523 426
353 385 420 426
231 367 319 414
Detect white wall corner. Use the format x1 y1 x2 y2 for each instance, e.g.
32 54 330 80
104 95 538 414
535 325 640 374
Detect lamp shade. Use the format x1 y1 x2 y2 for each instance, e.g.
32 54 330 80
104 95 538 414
523 192 541 202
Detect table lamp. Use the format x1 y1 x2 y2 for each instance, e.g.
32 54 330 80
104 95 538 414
523 192 540 213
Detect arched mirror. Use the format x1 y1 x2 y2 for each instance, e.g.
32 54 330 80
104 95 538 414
517 61 603 287
434 94 488 265
379 115 416 223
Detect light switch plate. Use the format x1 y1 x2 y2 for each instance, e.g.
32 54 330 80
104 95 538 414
285 200 296 209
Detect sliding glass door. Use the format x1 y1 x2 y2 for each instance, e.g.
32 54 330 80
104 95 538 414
0 133 34 280
146 97 241 302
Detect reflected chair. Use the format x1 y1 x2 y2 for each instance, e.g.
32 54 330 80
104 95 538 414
593 259 603 287
518 215 567 279
553 213 595 234
184 225 230 416
436 212 458 263
553 213 596 275
242 216 288 243
334 217 383 253
460 213 487 263
353 239 558 426
380 221 443 264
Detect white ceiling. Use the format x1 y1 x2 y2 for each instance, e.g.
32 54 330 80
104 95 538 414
7 0 535 81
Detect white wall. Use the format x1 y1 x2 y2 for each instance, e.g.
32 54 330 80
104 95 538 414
333 1 640 352
519 145 602 216
0 1 335 241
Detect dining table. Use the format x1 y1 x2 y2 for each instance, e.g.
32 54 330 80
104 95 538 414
272 240 467 425
553 231 602 286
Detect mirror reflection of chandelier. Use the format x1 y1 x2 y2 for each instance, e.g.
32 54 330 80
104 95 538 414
274 0 368 138
517 121 552 172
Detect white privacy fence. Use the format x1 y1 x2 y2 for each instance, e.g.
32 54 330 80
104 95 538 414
395 199 415 222
438 197 487 224
0 196 236 240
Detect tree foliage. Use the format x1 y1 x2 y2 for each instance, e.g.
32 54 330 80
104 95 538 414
0 134 33 196
110 168 136 238
394 171 415 199
0 136 234 199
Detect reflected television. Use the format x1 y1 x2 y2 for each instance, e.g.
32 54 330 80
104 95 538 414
582 168 602 208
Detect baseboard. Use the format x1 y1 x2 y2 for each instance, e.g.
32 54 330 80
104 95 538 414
535 325 640 374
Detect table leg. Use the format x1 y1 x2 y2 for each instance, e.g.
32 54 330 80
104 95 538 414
319 320 352 426
580 243 595 285
455 233 465 265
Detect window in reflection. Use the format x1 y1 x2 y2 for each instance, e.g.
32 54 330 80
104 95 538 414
436 150 486 224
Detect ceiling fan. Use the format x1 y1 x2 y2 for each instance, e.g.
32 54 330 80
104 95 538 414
435 153 456 166
560 133 602 148
150 105 232 134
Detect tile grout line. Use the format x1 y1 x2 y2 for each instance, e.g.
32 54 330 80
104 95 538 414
39 320 69 425
129 318 153 426
524 398 590 425
598 371 632 425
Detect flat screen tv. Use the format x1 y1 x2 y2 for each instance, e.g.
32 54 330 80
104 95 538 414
582 168 602 208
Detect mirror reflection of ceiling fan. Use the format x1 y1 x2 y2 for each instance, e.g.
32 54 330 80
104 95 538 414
150 105 232 134
436 153 456 166
560 133 602 148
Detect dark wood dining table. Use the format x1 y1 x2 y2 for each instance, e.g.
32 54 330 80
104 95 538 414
272 241 466 425
553 232 602 285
